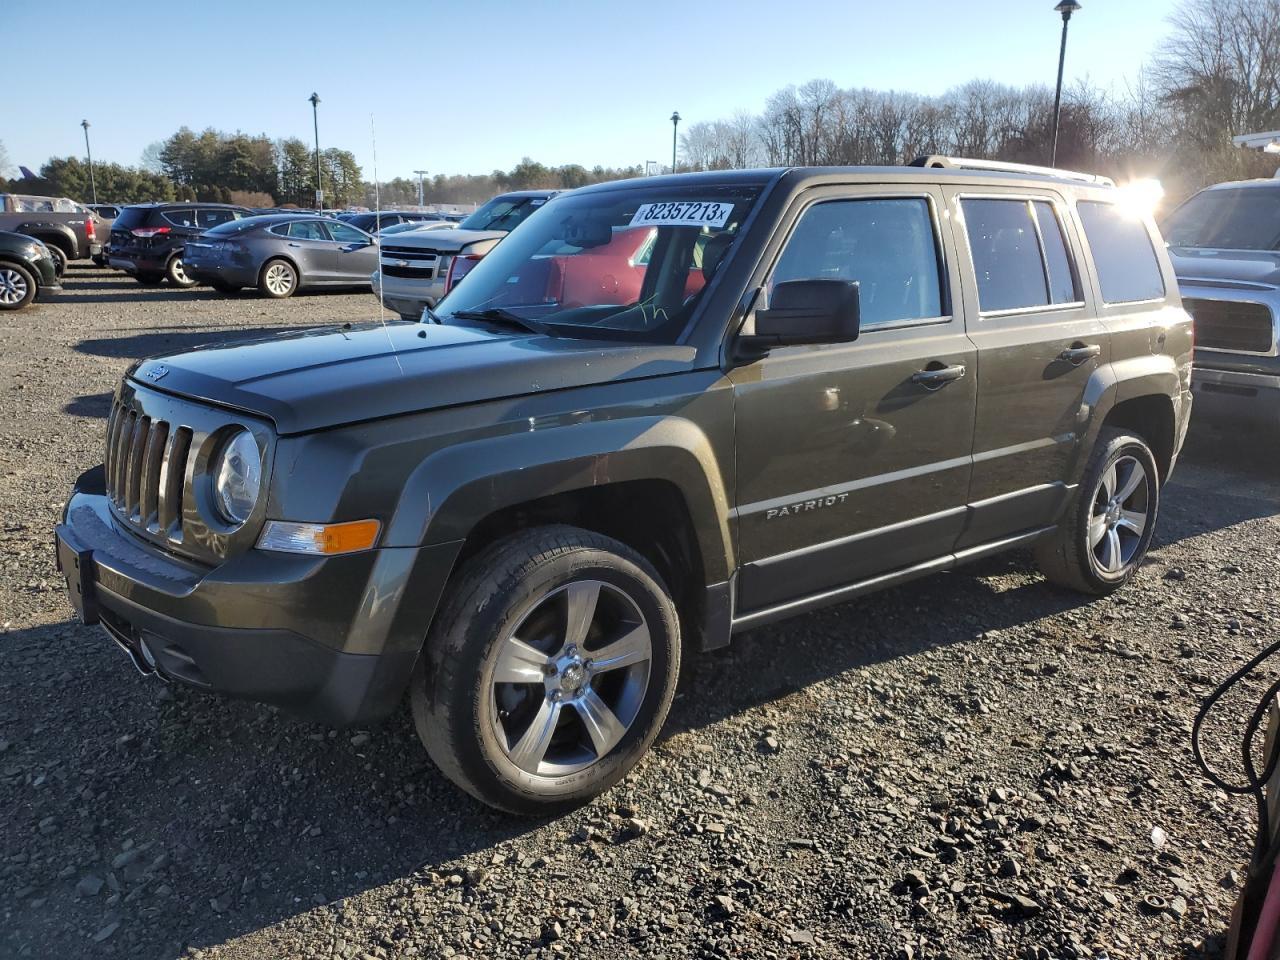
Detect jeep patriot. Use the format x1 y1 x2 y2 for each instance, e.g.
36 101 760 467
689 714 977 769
56 158 1193 813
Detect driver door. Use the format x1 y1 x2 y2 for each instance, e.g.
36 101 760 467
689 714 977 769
729 185 977 616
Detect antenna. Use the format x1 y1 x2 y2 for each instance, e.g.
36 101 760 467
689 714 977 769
371 114 404 375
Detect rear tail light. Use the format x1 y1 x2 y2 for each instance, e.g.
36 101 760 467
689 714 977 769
444 253 483 294
86 218 96 241
130 226 171 239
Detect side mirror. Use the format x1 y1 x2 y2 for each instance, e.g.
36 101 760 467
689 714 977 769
743 279 861 349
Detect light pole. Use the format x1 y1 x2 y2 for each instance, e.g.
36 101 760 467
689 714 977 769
670 112 681 173
1050 1 1081 167
308 93 323 209
81 120 97 204
413 169 428 208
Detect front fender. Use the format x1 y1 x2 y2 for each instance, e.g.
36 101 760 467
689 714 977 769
383 415 735 583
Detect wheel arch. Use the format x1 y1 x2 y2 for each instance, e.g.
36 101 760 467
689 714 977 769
14 223 76 257
1100 394 1176 483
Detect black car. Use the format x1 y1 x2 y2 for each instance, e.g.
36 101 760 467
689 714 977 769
0 229 61 310
341 211 444 232
109 203 252 287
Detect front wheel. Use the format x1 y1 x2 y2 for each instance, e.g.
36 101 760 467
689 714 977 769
258 259 297 298
48 246 68 277
0 262 37 311
412 526 681 815
1035 428 1160 594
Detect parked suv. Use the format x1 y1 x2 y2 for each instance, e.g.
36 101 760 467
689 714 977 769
373 190 558 319
109 203 252 286
0 193 104 273
56 159 1191 814
1162 178 1280 434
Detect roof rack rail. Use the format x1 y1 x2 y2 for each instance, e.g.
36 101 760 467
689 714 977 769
908 155 1114 187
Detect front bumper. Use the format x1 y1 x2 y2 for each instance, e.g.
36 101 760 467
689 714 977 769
55 466 462 726
1190 366 1280 431
371 269 443 319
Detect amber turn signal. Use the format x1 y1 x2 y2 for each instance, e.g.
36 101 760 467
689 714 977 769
257 519 381 555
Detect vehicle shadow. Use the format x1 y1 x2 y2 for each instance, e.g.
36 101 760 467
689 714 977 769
75 326 321 360
62 392 113 419
49 285 372 305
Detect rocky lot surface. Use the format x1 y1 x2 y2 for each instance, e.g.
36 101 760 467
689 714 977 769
2 266 1279 959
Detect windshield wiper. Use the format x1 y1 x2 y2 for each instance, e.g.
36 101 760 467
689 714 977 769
451 308 559 338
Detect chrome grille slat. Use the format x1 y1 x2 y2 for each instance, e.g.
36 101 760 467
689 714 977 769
104 403 122 498
113 410 136 505
126 416 150 519
141 421 168 531
157 426 192 539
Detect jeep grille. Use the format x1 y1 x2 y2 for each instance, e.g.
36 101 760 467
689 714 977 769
1183 298 1276 355
104 400 193 545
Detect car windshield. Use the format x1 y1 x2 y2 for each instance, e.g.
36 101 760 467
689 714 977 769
459 195 551 232
437 184 763 343
1162 187 1280 250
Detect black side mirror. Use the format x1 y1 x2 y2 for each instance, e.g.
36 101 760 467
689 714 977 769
743 279 861 350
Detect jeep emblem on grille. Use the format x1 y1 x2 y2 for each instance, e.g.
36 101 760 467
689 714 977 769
145 364 168 382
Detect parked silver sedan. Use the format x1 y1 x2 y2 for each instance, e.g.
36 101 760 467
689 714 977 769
184 214 379 298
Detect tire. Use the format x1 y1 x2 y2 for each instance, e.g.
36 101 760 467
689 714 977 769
1034 428 1160 595
135 273 164 286
166 254 196 288
0 262 37 311
210 280 240 294
48 246 68 277
258 259 298 299
412 525 681 815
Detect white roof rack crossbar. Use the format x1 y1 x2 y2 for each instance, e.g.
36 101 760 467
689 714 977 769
908 155 1114 187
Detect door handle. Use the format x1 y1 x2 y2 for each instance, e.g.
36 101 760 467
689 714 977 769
912 364 966 389
287 242 301 248
1059 343 1101 365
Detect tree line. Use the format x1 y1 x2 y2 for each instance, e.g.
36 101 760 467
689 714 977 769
678 0 1280 204
4 0 1280 210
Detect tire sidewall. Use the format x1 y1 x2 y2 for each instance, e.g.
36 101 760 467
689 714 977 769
259 259 297 298
430 541 680 812
1076 434 1160 590
0 262 36 310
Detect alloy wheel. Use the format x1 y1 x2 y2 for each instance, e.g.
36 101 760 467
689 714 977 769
171 258 190 284
486 579 652 777
0 268 29 304
1089 454 1150 574
264 263 294 296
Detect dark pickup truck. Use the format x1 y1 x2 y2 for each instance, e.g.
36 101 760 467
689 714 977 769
56 158 1192 814
0 193 103 273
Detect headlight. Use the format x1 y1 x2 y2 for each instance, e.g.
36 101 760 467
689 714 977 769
212 430 261 526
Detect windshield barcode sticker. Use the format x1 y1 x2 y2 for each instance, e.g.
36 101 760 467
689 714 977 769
629 201 735 228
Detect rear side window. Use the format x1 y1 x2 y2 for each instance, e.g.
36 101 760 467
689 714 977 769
771 197 944 327
286 220 331 241
1077 201 1165 303
962 198 1079 312
197 209 236 228
162 209 197 228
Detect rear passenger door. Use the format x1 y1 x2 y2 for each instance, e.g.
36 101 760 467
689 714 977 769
730 185 977 617
282 220 336 280
945 188 1108 547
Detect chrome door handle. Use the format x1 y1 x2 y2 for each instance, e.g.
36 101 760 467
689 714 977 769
1059 343 1101 365
912 364 966 389
287 242 301 248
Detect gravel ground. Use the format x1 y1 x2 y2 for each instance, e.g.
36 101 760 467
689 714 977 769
2 265 1279 960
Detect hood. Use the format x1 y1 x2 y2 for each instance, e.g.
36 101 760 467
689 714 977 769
1168 246 1280 288
378 227 506 254
128 321 697 434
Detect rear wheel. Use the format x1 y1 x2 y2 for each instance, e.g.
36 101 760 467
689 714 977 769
0 263 37 311
1035 428 1160 594
48 246 68 277
412 526 681 815
166 254 196 288
259 259 298 298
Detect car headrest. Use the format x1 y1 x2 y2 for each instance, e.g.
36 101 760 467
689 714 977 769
702 233 734 283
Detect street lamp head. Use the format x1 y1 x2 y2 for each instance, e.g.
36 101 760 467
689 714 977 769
1054 0 1081 19
81 119 90 130
671 111 681 126
309 92 321 107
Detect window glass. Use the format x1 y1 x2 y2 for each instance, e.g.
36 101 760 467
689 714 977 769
15 196 54 212
161 209 197 228
770 198 943 327
328 221 368 243
1033 201 1078 304
1161 188 1280 250
287 220 331 241
197 209 236 227
1077 201 1165 303
962 199 1049 312
54 198 79 212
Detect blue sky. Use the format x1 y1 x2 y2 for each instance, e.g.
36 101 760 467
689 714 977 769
7 0 1172 180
